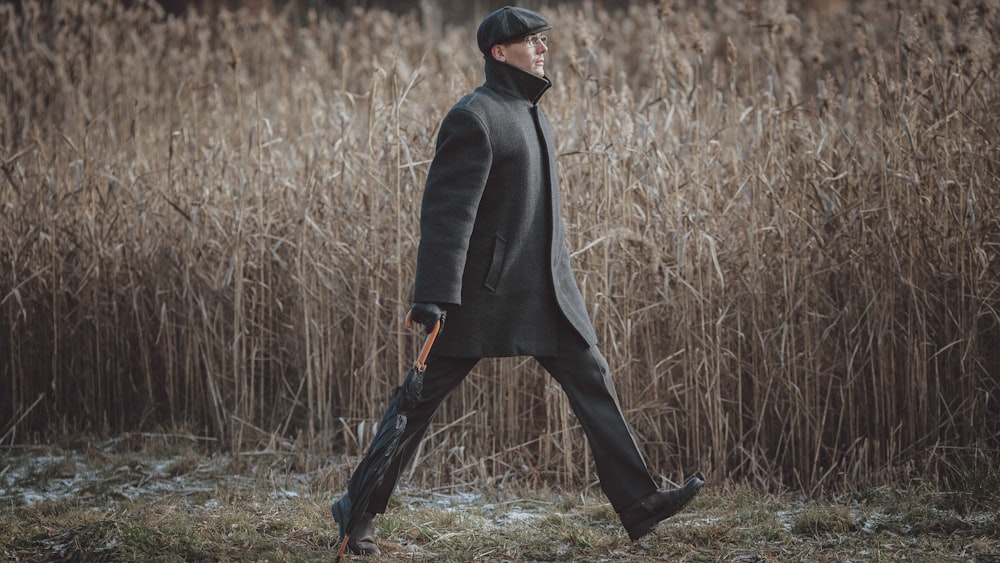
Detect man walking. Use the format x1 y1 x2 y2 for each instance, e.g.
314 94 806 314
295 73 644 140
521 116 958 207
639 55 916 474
333 6 704 555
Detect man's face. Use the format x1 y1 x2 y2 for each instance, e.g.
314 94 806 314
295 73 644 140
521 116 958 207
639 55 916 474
493 33 549 77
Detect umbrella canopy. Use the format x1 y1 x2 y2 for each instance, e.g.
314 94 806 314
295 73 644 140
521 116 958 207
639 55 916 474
335 314 441 561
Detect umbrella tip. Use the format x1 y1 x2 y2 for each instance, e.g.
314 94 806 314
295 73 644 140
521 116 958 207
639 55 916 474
335 535 350 561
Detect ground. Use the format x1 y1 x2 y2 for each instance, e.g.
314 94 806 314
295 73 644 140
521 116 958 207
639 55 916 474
1 435 997 562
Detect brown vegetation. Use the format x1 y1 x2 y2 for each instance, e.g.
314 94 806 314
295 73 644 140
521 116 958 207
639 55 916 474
2 440 997 561
1 0 998 493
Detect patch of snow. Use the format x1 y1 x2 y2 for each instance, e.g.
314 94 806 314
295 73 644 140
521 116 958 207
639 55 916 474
775 510 794 531
269 488 300 499
95 538 119 553
429 491 483 506
497 509 539 522
20 491 52 505
674 515 723 527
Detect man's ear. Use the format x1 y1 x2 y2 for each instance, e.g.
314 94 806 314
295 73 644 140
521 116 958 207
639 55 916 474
490 44 505 62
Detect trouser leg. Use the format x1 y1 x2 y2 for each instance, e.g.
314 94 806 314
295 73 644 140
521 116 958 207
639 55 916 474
534 323 657 512
361 355 479 514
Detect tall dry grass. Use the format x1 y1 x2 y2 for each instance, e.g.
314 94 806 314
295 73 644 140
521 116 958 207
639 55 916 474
1 0 997 493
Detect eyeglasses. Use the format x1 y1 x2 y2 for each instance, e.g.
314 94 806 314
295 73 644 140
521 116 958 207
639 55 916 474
520 34 548 48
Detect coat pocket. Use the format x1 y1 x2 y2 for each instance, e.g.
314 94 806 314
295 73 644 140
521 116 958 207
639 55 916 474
483 234 507 292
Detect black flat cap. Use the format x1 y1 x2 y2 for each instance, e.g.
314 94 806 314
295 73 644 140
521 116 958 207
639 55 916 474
476 6 552 56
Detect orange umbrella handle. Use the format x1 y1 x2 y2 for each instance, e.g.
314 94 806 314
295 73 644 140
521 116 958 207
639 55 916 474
335 536 350 561
404 311 441 372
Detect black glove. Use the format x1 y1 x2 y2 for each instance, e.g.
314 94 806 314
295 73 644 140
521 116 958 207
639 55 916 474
409 302 446 333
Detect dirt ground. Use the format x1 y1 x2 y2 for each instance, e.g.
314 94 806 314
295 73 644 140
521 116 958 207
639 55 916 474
2 438 998 561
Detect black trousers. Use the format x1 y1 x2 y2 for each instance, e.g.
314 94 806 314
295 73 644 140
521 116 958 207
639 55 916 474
361 320 657 514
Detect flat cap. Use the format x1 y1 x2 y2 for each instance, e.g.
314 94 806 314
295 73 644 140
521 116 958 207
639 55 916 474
476 6 552 55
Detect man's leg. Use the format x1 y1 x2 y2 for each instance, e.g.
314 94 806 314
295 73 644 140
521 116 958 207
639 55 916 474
534 324 657 512
535 317 704 540
361 354 478 513
334 354 479 555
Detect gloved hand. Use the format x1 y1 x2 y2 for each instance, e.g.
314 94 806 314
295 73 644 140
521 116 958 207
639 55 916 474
409 302 446 333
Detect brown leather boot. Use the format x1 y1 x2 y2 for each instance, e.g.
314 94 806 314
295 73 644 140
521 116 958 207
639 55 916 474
619 472 705 541
331 496 380 555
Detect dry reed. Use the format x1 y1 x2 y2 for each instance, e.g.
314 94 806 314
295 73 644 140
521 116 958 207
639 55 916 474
1 0 997 493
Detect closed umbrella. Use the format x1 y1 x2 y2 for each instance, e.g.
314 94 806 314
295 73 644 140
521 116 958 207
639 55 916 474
334 313 441 561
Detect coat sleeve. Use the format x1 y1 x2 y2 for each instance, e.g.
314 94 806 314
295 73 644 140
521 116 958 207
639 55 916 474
412 107 492 306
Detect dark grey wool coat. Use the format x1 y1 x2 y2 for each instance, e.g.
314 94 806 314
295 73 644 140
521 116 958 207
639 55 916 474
412 58 598 357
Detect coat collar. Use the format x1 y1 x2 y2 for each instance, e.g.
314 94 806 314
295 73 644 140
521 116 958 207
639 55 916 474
483 57 552 105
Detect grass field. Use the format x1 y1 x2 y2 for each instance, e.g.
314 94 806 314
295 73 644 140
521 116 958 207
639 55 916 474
2 436 998 561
